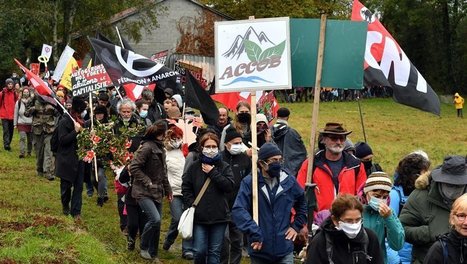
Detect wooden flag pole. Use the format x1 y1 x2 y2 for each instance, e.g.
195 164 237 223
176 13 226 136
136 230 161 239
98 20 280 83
306 14 327 185
89 95 99 182
248 16 259 225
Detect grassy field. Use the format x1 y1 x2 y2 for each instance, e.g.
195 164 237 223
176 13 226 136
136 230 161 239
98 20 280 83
0 98 465 263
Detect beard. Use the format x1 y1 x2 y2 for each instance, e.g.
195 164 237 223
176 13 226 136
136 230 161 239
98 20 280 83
327 144 344 154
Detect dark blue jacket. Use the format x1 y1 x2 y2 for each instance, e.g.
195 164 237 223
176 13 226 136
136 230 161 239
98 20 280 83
232 169 307 261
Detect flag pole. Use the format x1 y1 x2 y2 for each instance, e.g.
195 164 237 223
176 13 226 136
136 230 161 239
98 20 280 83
357 96 367 143
89 95 99 182
52 96 76 123
114 27 126 101
305 14 327 244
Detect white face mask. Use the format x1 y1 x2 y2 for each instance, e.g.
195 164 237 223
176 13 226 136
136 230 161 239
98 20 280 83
228 143 243 155
169 139 182 149
202 147 219 158
336 220 362 239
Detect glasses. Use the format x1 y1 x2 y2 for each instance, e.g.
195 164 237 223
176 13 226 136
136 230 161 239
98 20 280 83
339 218 362 224
455 214 467 222
327 135 346 142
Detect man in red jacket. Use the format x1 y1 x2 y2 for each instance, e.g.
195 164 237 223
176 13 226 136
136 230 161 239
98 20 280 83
296 122 367 212
0 78 18 151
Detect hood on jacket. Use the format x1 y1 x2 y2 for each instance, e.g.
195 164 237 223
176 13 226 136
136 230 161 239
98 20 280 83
272 122 289 140
415 170 432 190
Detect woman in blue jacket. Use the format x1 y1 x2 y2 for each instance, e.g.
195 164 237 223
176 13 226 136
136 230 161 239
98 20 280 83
362 172 405 263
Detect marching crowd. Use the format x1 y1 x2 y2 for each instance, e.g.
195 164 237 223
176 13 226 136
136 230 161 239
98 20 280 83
1 76 467 264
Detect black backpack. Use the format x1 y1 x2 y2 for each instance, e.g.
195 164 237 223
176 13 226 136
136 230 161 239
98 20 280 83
50 116 62 153
323 228 372 264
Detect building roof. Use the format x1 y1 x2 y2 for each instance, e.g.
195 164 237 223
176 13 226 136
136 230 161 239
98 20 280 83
109 0 233 24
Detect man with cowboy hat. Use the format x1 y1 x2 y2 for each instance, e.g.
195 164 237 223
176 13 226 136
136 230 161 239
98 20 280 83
296 122 367 212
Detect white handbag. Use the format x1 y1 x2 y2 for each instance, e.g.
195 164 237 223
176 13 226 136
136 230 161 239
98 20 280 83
178 178 211 239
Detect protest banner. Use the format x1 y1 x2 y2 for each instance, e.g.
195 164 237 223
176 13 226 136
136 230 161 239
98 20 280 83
30 63 40 76
71 64 112 97
175 61 207 88
150 50 169 65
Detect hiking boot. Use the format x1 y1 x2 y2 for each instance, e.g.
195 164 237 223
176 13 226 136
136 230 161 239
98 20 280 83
162 240 171 251
140 250 153 260
127 237 135 251
182 252 194 260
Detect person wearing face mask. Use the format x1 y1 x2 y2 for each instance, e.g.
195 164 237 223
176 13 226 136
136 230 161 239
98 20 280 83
182 132 234 264
232 142 306 264
307 194 383 264
55 97 86 222
220 101 251 153
296 122 367 212
129 121 173 261
220 129 251 264
162 126 194 260
362 172 405 263
0 78 18 151
424 193 467 263
256 113 271 148
400 155 467 264
13 87 33 158
135 99 152 126
355 142 383 177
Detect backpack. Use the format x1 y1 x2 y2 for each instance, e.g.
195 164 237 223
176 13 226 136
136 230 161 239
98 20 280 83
438 234 449 264
324 228 372 264
50 115 62 153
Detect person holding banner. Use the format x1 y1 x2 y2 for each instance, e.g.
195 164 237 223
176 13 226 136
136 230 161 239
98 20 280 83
232 143 307 264
55 97 86 221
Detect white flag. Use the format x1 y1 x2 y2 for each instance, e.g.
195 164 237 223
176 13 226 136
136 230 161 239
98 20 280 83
41 44 53 60
52 45 75 82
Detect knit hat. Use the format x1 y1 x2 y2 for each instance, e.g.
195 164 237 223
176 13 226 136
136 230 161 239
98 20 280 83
277 107 290 118
72 97 87 113
256 113 268 124
94 105 108 115
167 106 181 119
355 142 373 159
363 171 393 193
224 128 242 143
344 138 355 153
171 94 182 107
5 78 13 84
258 143 282 161
164 88 174 97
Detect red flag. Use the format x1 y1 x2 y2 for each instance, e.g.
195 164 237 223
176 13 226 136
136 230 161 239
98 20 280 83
257 91 280 124
14 59 53 97
123 83 156 102
211 92 251 111
351 0 440 115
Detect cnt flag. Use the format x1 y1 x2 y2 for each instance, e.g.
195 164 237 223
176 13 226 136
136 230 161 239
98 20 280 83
89 37 178 87
351 0 440 115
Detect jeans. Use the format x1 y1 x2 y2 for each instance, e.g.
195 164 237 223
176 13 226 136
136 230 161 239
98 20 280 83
19 130 32 155
193 223 227 264
92 166 107 198
138 198 162 257
250 252 294 264
164 196 193 254
60 162 84 217
117 193 127 231
220 222 243 264
33 133 54 178
126 203 147 242
2 119 14 149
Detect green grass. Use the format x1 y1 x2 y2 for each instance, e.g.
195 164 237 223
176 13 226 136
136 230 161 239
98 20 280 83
0 98 465 263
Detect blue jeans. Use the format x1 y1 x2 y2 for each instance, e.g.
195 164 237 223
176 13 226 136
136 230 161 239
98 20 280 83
220 222 243 264
193 223 227 264
250 252 294 264
138 198 162 257
164 196 193 254
92 166 108 198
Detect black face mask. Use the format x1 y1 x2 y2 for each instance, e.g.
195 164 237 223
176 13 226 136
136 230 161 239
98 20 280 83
363 161 372 171
237 113 251 124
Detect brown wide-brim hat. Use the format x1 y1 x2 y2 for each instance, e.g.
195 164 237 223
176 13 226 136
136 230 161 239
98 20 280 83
319 122 352 136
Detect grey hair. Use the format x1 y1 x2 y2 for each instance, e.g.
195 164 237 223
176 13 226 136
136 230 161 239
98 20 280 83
117 98 136 112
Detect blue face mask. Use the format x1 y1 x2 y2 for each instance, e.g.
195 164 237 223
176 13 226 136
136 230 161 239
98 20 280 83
266 162 282 178
139 110 148 118
368 196 386 211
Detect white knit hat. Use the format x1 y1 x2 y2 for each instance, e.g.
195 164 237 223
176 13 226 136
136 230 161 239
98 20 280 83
363 171 393 193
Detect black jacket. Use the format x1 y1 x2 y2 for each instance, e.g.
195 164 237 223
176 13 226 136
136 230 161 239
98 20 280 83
55 115 80 182
307 217 383 264
222 150 251 208
424 229 467 264
182 156 235 225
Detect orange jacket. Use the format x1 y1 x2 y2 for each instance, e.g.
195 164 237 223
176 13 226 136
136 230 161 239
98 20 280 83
297 150 367 212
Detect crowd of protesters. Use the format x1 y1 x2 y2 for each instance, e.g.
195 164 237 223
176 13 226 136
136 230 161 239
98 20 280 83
1 74 467 264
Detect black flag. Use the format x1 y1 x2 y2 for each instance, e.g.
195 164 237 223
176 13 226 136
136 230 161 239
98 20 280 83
89 37 178 87
184 72 219 126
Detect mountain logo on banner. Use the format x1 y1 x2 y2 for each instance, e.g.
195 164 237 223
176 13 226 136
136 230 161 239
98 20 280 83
220 26 286 86
223 26 276 59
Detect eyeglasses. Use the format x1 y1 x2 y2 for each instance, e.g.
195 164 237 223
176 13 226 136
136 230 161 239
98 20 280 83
327 135 346 142
455 214 467 222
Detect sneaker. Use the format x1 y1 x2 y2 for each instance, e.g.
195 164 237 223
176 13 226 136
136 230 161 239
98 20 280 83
127 237 135 251
140 250 153 260
182 252 194 260
162 241 171 251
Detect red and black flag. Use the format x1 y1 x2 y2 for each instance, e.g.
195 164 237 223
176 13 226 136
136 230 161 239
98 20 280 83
89 37 178 87
351 0 440 115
